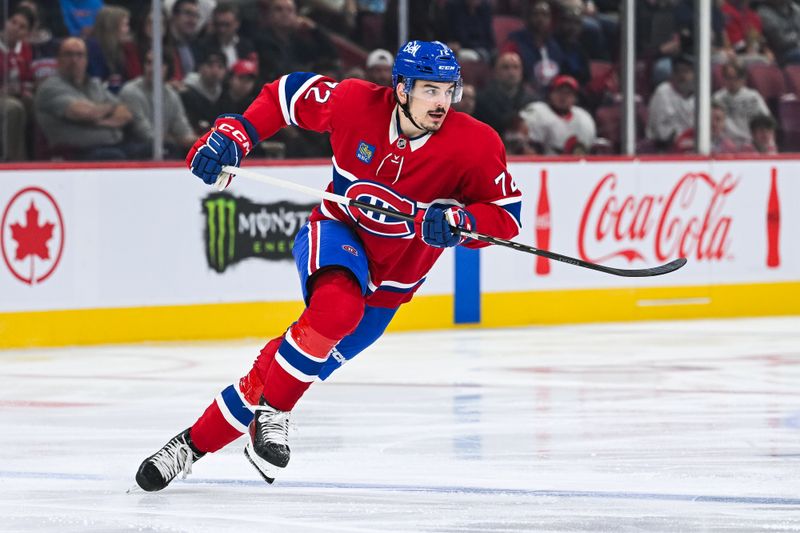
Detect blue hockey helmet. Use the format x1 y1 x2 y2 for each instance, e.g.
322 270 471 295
392 40 463 103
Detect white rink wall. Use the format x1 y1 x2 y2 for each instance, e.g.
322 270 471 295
0 157 798 347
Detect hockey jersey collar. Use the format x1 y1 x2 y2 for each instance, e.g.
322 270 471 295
390 106 432 152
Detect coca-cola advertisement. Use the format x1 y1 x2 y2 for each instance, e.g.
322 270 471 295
485 159 798 293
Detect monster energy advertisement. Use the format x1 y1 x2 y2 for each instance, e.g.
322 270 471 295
203 192 317 273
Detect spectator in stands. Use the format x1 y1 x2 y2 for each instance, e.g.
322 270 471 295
119 50 196 159
0 5 36 160
34 37 142 160
503 0 565 98
165 0 217 29
180 47 226 132
757 0 800 65
365 48 393 86
573 0 616 61
553 1 590 88
454 83 477 115
722 0 771 64
252 0 339 81
136 9 183 89
60 0 103 37
711 102 745 154
503 0 564 94
637 0 683 88
219 59 260 114
170 0 203 79
474 51 537 141
519 74 596 154
444 0 496 63
353 0 387 50
646 54 695 151
199 2 257 70
86 6 142 94
712 60 770 144
749 114 778 154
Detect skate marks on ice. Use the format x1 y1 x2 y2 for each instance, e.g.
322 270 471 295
0 317 799 531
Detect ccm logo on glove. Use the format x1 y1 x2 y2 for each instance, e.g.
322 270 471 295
217 122 252 155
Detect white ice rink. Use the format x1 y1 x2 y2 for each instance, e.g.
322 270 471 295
1 317 799 532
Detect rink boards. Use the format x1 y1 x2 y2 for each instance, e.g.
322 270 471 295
1 157 798 347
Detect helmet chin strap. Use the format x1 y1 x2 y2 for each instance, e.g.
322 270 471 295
396 81 432 134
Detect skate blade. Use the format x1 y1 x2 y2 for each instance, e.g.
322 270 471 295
243 441 280 485
126 484 144 494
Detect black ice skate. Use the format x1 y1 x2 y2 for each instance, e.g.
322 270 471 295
244 396 291 484
135 428 206 491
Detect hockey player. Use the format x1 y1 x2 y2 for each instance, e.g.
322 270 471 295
135 40 522 491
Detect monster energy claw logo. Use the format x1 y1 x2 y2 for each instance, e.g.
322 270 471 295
203 192 317 273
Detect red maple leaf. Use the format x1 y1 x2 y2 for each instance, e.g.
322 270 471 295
10 200 54 261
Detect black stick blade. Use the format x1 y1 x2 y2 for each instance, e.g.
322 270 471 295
597 257 688 277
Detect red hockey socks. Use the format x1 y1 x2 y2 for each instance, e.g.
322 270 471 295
189 337 281 453
263 269 365 411
189 269 364 452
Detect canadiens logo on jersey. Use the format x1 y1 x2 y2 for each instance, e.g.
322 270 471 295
356 141 375 164
344 181 416 238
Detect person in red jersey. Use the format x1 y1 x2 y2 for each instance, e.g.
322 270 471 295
135 40 522 491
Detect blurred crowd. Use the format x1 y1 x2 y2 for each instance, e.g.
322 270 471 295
0 0 798 161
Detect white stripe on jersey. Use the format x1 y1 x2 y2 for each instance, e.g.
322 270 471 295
290 75 324 126
278 76 291 126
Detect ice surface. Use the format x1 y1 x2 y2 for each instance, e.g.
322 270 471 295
1 317 799 532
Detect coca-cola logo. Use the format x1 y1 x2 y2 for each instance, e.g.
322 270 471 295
579 172 737 264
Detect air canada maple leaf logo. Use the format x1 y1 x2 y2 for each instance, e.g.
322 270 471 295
1 187 65 285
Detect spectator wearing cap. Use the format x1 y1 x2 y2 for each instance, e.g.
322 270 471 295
474 51 537 143
119 49 196 159
646 54 695 151
757 0 800 65
502 0 565 97
365 48 392 86
518 74 596 155
219 59 259 114
712 60 770 144
34 37 141 160
198 2 258 71
749 114 778 154
180 48 227 132
86 6 142 94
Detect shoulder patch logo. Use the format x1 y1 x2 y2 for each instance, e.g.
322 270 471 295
356 141 375 164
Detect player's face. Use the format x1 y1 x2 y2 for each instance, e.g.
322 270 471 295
402 80 455 132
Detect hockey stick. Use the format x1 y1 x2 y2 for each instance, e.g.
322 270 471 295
215 166 687 278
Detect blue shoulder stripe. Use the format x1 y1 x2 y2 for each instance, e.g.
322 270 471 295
280 72 321 126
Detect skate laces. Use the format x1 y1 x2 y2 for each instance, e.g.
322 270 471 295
151 436 196 481
254 405 290 446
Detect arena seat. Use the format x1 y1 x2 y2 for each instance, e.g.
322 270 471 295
492 15 525 49
778 98 800 151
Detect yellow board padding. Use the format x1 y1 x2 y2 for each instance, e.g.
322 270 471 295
1 282 799 349
0 295 455 349
481 281 800 327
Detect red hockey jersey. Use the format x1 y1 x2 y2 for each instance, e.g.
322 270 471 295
243 73 522 307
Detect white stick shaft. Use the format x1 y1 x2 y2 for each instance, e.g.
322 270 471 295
219 165 351 207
